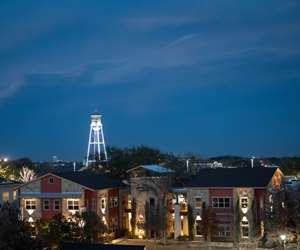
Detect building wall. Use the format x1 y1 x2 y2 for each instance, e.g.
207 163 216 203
254 189 266 227
41 198 61 220
187 188 209 223
130 176 169 238
85 189 97 212
41 175 61 193
97 189 108 227
120 188 131 231
108 188 120 231
20 174 85 221
61 195 85 218
209 189 234 241
233 188 255 241
21 198 42 221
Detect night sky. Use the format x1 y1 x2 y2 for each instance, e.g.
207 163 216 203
0 1 300 161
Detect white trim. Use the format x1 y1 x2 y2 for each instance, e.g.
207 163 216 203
211 196 231 208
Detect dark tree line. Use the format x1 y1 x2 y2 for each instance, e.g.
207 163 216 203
107 145 188 177
2 147 299 178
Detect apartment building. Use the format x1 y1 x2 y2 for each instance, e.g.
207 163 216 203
19 171 128 233
172 167 283 241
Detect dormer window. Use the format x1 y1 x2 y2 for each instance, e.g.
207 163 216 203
49 177 54 184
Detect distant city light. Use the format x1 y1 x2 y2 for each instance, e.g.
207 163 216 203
0 157 8 162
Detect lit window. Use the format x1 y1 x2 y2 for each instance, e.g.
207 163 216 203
101 198 106 209
43 200 50 210
13 191 17 200
195 213 202 236
25 199 36 210
195 197 202 208
241 217 249 238
128 198 132 209
212 197 231 208
68 199 79 210
49 177 54 184
241 224 249 238
2 192 9 202
54 200 60 210
240 197 248 208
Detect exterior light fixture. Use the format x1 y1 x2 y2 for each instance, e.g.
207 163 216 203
27 209 34 216
280 234 287 250
242 216 248 222
280 234 286 241
79 220 85 228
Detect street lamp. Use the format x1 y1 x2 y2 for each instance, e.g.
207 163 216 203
280 234 287 250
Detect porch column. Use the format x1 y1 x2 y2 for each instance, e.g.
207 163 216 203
174 203 181 239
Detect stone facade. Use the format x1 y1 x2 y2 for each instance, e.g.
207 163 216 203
130 176 171 238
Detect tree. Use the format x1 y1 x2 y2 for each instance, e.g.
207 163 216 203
201 206 217 241
188 204 195 240
36 214 74 249
130 198 137 238
19 167 36 183
107 146 187 177
0 203 36 250
265 191 289 235
0 158 35 180
80 210 107 243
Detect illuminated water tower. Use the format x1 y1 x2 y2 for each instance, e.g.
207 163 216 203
85 112 108 168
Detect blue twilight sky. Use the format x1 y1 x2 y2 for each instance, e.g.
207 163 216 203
0 0 300 161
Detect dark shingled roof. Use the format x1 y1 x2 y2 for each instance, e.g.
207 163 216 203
0 177 20 185
55 171 125 190
62 243 145 250
183 167 278 188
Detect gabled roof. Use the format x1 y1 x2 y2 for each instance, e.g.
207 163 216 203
62 243 145 250
127 164 174 174
56 171 125 190
183 167 279 188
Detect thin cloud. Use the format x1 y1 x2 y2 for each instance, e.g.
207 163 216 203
125 15 199 30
